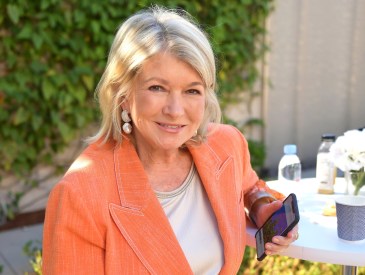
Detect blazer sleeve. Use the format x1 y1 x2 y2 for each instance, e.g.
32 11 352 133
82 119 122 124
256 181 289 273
228 126 285 211
42 180 105 275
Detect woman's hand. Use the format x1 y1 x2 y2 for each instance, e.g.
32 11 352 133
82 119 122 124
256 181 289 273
253 200 299 256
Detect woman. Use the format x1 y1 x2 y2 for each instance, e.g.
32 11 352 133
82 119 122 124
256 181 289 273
42 6 298 274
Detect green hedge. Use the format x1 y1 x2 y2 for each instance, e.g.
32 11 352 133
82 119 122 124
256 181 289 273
19 242 365 275
0 0 272 189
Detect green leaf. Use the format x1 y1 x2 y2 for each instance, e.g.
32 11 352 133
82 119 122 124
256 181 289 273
82 75 94 91
51 111 60 124
25 147 37 160
74 88 86 103
31 115 42 130
52 75 67 88
244 118 265 127
6 4 20 24
17 24 33 39
0 108 8 121
13 107 29 125
74 10 86 26
32 34 44 49
76 114 86 127
42 79 55 100
91 21 100 34
58 121 73 142
40 0 51 10
30 61 47 73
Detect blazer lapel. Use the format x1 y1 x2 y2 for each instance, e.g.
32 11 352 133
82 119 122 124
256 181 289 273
109 140 192 274
188 142 244 273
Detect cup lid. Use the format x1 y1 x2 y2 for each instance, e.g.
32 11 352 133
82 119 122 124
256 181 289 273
335 195 365 206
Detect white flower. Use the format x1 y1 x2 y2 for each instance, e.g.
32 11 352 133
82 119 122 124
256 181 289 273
329 129 365 172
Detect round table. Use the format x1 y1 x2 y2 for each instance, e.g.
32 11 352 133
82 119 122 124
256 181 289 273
245 178 365 274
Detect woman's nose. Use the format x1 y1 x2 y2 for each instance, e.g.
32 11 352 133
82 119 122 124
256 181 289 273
162 94 184 117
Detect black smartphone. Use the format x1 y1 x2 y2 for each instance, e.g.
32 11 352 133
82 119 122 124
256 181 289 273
254 193 300 261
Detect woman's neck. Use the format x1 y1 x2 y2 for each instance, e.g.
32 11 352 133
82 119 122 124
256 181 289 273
137 147 193 192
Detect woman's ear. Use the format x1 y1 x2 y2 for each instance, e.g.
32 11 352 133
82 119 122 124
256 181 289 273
120 98 130 112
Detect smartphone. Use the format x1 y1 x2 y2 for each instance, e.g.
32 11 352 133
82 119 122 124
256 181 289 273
254 193 300 261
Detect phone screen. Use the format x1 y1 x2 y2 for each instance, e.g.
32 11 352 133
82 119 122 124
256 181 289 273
255 193 299 261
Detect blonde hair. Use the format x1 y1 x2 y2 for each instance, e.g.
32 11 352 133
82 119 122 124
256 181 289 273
88 6 221 145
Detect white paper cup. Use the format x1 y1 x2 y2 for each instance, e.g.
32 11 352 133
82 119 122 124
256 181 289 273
335 196 365 241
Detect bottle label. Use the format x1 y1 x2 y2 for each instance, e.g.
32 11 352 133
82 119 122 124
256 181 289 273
316 153 335 191
279 163 301 182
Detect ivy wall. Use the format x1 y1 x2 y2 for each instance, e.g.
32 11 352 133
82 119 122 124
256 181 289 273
0 0 273 216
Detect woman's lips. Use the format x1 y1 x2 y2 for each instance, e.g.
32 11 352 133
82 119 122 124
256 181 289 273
156 122 185 132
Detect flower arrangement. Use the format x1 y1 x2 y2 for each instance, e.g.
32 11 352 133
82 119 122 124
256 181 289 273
330 129 365 195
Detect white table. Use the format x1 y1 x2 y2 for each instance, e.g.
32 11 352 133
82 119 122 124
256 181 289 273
246 178 365 274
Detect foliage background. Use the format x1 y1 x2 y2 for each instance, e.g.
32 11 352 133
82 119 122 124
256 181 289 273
0 0 272 187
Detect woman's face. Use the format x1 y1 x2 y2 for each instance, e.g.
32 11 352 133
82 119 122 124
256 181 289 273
125 52 206 154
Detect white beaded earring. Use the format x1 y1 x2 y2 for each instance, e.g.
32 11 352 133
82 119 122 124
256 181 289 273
121 110 132 134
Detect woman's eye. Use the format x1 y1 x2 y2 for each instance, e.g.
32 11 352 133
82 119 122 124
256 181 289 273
187 89 201 95
148 85 164 92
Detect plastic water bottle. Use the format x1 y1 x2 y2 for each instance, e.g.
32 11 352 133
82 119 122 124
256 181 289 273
278 144 301 182
316 134 336 194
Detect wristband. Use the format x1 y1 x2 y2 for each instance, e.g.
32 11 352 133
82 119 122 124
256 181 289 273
248 195 276 226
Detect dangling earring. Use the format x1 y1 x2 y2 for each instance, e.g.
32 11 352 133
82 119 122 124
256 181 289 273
121 110 132 134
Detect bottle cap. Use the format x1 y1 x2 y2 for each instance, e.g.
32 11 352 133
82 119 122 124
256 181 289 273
283 144 297 155
321 134 336 141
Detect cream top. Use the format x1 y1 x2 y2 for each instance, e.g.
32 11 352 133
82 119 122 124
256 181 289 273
155 164 224 274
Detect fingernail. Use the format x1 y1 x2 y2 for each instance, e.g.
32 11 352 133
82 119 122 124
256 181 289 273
273 237 279 243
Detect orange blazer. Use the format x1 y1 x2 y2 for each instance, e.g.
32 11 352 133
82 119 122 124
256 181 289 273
42 124 274 274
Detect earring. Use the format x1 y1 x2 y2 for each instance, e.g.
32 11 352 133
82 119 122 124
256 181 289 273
121 110 132 134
